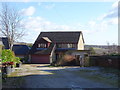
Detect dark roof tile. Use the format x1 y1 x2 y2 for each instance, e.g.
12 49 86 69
12 45 30 55
36 31 82 43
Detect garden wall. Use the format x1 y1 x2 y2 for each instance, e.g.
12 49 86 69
89 55 120 69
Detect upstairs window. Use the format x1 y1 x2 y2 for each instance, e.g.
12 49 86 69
57 44 76 48
38 43 46 48
68 44 73 48
72 44 76 48
57 44 62 48
68 44 76 48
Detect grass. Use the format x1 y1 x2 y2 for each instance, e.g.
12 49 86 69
93 47 102 49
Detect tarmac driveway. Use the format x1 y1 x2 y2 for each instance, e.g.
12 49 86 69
10 64 117 89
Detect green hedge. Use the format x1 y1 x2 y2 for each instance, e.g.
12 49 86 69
2 49 15 63
2 49 21 64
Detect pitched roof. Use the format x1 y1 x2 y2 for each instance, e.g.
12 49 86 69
0 37 9 49
36 31 82 43
12 45 30 55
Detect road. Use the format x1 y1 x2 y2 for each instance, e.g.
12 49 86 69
12 64 116 89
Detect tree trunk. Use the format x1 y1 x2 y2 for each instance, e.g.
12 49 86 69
10 43 13 50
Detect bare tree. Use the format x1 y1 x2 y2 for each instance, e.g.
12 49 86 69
0 3 25 50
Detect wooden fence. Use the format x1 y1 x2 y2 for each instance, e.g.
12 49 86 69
89 55 120 69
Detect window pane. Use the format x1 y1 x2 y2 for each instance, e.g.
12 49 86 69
38 43 46 48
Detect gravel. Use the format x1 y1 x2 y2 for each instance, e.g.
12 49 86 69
16 64 117 88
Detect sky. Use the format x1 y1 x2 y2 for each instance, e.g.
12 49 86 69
0 0 118 45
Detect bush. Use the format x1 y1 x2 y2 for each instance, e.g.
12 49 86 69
15 57 21 64
2 49 15 63
1 49 21 66
89 47 96 55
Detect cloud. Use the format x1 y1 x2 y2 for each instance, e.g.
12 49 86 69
22 16 85 43
112 0 118 9
21 1 118 43
24 16 75 31
102 10 117 19
22 15 117 43
101 1 118 19
20 6 36 16
97 1 118 25
107 17 118 24
83 20 108 33
24 16 43 31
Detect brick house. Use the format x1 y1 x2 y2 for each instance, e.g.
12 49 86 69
30 31 87 64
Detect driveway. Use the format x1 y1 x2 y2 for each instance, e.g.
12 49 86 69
4 64 118 88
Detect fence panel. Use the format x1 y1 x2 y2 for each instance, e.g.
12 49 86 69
89 55 120 69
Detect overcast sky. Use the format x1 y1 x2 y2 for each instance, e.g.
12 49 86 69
0 0 118 45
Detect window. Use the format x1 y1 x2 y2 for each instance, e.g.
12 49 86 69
67 44 76 48
38 43 46 48
68 44 72 48
57 44 62 48
72 44 76 48
57 44 76 48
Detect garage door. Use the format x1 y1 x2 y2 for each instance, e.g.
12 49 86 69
31 54 50 64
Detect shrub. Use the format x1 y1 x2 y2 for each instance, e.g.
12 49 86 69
15 57 21 63
1 50 21 67
1 50 21 66
2 49 15 63
89 47 96 55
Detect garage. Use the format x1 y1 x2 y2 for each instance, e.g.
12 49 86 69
31 54 50 64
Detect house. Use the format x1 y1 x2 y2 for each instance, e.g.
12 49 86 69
0 37 10 49
30 31 88 64
12 45 30 58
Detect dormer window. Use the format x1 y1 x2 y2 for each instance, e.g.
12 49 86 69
38 43 46 48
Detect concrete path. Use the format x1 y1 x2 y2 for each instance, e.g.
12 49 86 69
15 64 117 88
